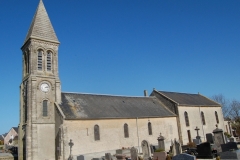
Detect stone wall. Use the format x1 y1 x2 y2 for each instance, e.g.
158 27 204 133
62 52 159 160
178 106 225 145
62 117 179 159
0 153 17 160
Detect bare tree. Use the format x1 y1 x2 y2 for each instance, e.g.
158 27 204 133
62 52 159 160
211 94 230 118
229 100 240 121
212 94 240 136
227 100 240 136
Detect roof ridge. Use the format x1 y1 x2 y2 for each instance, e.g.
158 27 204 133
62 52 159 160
159 90 199 95
61 91 152 98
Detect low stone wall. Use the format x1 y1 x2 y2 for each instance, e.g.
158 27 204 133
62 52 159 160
0 153 17 160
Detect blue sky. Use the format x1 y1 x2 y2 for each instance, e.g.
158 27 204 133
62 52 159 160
0 0 240 134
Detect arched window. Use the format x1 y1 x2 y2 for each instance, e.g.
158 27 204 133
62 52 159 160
148 122 152 135
184 111 190 126
124 123 129 138
201 112 206 125
215 111 219 124
43 100 48 117
47 51 52 71
38 50 43 70
94 125 100 141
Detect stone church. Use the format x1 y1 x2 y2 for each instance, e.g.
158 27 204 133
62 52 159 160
18 1 225 160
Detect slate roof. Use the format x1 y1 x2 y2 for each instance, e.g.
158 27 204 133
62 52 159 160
156 90 220 106
1 133 7 140
23 0 59 44
2 133 7 138
12 127 18 134
59 92 176 119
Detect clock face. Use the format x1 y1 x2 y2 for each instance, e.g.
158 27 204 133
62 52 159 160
41 83 50 92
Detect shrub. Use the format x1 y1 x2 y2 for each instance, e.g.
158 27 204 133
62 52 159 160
154 148 165 152
224 132 231 138
138 156 143 160
187 142 196 148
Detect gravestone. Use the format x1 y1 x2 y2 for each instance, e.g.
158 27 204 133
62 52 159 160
130 147 138 160
213 125 225 153
171 139 182 156
116 154 126 160
206 133 214 144
172 153 196 160
196 142 214 159
219 150 240 160
153 151 166 160
77 155 84 160
116 149 130 156
157 133 165 150
141 140 151 160
230 137 235 142
105 153 112 160
193 139 200 145
221 142 238 152
150 145 156 153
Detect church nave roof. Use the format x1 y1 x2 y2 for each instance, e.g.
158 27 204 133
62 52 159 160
59 92 176 119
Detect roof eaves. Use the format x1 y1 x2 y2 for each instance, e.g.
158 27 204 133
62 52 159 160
198 93 222 106
61 91 151 98
65 115 177 120
178 104 221 107
29 36 60 44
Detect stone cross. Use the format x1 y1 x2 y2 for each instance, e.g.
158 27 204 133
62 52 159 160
195 126 201 143
195 126 200 136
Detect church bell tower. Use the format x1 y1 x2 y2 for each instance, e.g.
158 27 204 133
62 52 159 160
18 0 61 159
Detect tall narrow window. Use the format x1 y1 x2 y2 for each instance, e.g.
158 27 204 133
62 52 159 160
201 112 206 125
38 50 43 70
148 122 152 135
124 123 129 138
187 130 192 143
215 111 219 124
47 51 52 71
184 112 190 126
43 100 48 117
24 81 28 123
24 52 30 74
94 125 100 141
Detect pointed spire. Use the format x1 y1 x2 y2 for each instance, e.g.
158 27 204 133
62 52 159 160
23 0 59 44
